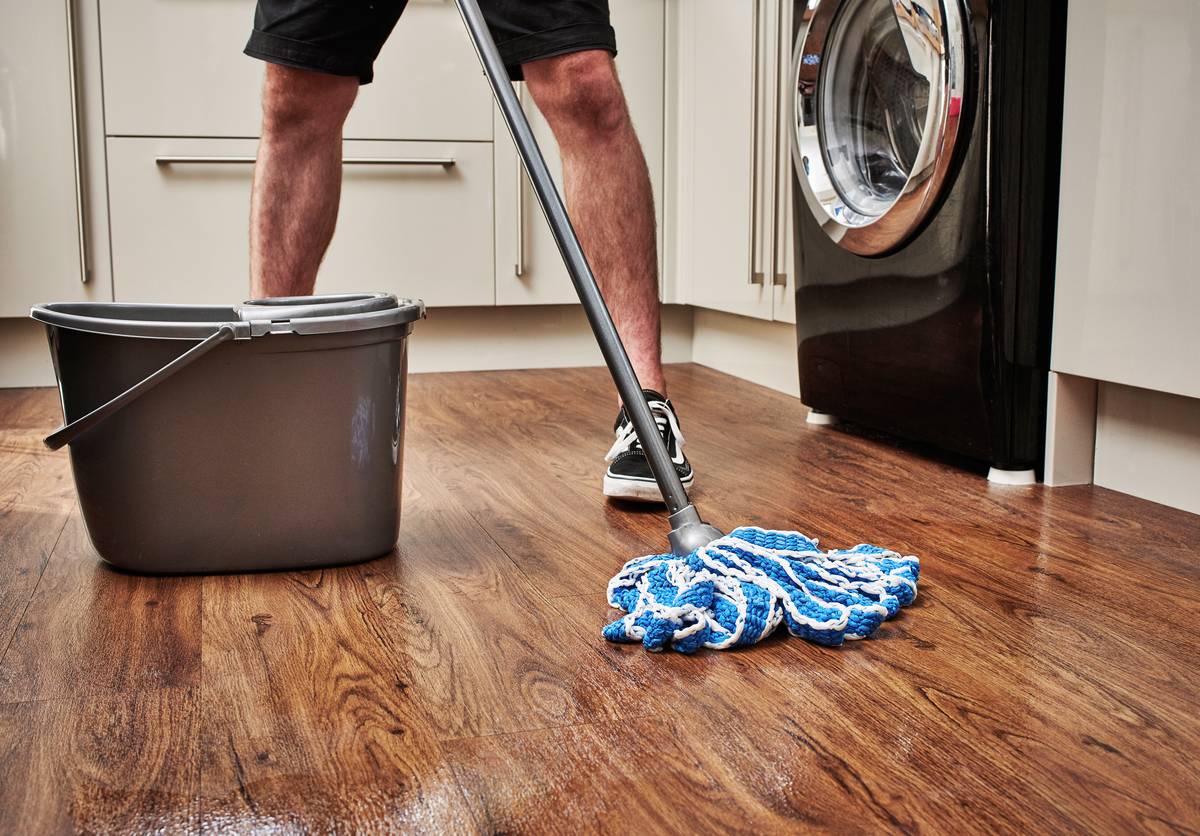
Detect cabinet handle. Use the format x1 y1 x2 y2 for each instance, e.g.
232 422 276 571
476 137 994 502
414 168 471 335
771 0 789 288
65 0 89 283
515 83 526 278
748 0 764 285
154 156 456 167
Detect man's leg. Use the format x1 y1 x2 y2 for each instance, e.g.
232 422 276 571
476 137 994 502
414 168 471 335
523 50 691 502
522 51 667 396
250 64 358 298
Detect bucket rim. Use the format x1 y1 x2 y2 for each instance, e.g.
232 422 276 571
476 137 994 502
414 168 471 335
30 294 426 340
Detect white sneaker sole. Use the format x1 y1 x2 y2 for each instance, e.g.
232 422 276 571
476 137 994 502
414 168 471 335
603 473 695 503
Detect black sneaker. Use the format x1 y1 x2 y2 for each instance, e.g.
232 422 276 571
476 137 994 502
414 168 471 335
603 389 694 503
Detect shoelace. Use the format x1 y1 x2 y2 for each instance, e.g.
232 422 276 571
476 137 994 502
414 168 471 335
604 401 685 463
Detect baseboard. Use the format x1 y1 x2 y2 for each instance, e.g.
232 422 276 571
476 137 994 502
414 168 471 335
690 308 800 397
1093 382 1200 515
407 304 694 374
0 319 56 388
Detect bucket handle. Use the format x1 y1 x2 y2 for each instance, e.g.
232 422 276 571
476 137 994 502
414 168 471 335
44 325 239 451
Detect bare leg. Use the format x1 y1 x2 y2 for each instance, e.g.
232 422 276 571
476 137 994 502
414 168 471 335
523 51 667 396
250 65 358 298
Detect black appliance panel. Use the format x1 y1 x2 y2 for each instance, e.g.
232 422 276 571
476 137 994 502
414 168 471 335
792 0 1067 471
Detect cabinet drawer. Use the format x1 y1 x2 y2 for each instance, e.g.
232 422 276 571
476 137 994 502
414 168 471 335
99 0 491 140
107 137 494 307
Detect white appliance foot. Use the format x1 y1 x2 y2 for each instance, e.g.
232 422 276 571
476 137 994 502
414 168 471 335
806 411 839 426
987 467 1037 486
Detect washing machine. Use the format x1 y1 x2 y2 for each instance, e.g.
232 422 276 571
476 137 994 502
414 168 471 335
789 0 1067 481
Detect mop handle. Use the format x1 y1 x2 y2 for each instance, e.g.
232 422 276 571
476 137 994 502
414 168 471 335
454 0 691 515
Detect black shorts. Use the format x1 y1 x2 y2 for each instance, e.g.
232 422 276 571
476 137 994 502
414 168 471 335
244 0 616 84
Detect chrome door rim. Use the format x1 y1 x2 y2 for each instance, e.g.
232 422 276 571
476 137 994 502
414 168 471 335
792 0 969 256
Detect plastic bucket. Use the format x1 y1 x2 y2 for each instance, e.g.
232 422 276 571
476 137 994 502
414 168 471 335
30 293 425 574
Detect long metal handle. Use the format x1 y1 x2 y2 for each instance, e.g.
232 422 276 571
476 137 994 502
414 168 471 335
454 0 692 516
44 325 239 451
748 0 765 285
771 0 789 288
154 156 456 167
514 83 526 278
65 0 89 283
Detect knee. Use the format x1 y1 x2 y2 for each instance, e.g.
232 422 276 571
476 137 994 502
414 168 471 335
526 52 629 138
261 64 358 138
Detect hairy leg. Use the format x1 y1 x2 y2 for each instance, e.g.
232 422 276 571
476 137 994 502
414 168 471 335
523 51 666 396
250 64 358 298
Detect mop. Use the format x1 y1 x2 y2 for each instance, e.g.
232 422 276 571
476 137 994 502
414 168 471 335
455 0 919 653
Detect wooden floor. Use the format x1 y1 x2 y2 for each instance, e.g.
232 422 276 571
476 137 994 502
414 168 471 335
0 364 1197 834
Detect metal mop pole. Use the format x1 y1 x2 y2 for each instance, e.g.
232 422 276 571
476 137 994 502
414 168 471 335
454 0 721 555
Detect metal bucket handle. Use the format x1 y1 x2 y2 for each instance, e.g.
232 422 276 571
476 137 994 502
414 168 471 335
43 324 241 451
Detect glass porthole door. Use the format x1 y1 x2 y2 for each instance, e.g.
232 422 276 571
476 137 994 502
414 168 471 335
792 0 969 255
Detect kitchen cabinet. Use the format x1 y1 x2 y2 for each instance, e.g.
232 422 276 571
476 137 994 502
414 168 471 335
1051 0 1200 399
99 0 492 141
672 0 795 323
0 0 105 316
98 0 496 309
107 137 494 306
492 0 665 306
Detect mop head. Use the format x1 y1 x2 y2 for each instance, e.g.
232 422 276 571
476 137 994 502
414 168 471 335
603 527 919 653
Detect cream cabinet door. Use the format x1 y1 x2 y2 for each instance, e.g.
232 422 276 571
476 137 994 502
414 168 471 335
492 0 665 306
675 0 772 320
0 0 99 315
99 0 491 141
1051 0 1200 399
107 137 494 306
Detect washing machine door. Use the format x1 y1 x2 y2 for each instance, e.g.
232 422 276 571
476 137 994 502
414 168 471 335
792 0 969 256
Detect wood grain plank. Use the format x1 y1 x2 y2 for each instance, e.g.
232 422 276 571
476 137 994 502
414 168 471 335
538 592 1089 834
445 713 915 835
1 367 1197 834
0 514 201 702
359 447 658 741
404 374 681 597
0 687 199 833
0 389 75 519
675 363 1198 567
0 507 67 669
0 388 63 432
0 431 75 517
0 389 89 671
417 366 1198 832
526 365 1199 636
198 563 477 834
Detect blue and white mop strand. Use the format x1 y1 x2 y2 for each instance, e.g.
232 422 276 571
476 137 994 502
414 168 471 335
603 526 919 653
